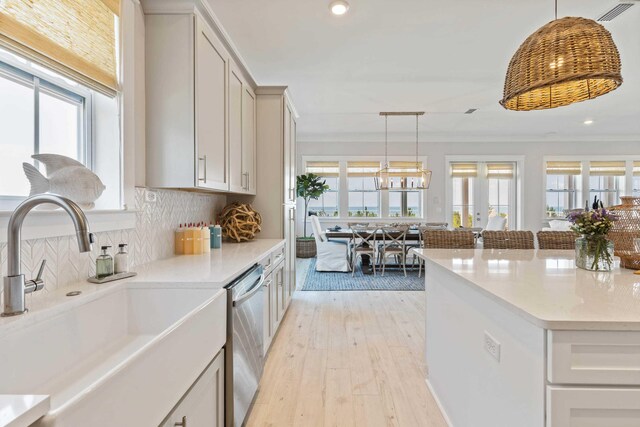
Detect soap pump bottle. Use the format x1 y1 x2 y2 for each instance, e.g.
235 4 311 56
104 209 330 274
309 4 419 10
96 246 114 279
114 243 129 274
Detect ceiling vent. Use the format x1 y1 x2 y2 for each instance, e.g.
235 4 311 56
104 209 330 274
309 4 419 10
597 2 636 21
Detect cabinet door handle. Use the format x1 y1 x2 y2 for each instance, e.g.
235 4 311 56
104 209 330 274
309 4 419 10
242 172 249 190
174 416 187 427
199 156 207 182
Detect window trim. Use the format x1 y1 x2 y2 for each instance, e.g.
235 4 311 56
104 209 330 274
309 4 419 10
302 155 428 220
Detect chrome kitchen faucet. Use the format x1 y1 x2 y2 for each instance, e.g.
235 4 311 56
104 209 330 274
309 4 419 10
2 194 94 317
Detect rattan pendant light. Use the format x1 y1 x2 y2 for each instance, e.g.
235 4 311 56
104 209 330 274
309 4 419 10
500 1 622 111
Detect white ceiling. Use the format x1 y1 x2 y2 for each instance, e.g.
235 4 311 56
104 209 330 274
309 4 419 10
208 0 640 142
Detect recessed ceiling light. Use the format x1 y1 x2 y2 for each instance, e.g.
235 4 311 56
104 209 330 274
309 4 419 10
584 119 594 125
329 0 349 16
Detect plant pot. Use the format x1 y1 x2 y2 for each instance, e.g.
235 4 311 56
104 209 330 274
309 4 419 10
296 238 317 258
575 236 614 271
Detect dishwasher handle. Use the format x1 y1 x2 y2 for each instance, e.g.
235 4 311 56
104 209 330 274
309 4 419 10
233 273 265 307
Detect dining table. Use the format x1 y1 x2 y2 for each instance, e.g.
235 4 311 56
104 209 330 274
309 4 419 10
325 227 422 274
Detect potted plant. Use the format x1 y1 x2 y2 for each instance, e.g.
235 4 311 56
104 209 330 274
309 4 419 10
296 173 329 258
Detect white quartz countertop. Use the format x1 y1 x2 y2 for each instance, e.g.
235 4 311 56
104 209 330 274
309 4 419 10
0 395 49 427
413 248 640 330
132 238 285 285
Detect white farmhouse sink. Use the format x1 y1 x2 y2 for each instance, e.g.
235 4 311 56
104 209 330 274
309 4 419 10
0 284 227 426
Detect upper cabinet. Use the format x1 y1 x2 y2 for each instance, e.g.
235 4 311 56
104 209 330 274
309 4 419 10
145 9 256 195
195 17 229 191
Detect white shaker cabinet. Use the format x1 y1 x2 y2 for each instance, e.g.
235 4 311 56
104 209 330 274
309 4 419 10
229 63 257 195
145 10 256 194
242 85 257 194
146 13 228 191
161 350 225 427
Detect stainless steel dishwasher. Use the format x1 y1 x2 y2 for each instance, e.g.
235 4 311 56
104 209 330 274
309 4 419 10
225 264 265 427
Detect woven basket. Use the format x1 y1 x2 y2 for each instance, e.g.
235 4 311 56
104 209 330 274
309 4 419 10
296 238 317 258
607 197 640 269
501 17 622 111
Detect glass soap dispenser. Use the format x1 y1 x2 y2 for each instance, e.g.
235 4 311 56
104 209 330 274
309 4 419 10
96 245 114 279
114 243 129 274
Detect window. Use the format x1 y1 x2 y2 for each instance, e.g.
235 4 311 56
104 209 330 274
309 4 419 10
388 161 423 217
347 161 380 217
634 162 640 197
305 161 339 217
589 161 625 206
451 163 477 228
545 161 581 218
0 59 88 197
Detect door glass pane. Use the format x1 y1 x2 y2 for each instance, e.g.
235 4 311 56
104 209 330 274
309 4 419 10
0 73 34 196
452 177 474 228
39 89 82 165
488 178 510 227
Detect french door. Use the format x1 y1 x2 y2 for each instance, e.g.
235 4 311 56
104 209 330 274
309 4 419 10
450 161 517 230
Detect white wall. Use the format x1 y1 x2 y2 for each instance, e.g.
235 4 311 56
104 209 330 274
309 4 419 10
297 139 640 232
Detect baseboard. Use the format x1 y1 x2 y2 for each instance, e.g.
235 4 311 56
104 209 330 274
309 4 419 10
426 378 454 427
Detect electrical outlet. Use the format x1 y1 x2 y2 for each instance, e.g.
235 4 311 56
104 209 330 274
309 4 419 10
145 190 157 203
484 331 501 362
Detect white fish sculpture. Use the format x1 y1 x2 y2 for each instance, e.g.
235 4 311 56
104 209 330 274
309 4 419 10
23 154 106 210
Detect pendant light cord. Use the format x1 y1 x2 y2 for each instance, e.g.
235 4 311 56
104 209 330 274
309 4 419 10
415 114 419 167
554 0 558 20
384 115 388 167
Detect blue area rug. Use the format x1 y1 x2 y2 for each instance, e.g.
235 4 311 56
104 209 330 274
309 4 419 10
302 258 425 291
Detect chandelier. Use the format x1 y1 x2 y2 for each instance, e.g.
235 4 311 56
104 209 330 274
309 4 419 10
375 112 432 191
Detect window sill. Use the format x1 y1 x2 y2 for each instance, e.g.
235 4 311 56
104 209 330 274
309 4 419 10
306 217 425 222
0 209 136 243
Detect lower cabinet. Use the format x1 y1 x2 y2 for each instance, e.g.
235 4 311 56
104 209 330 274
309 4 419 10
160 350 225 427
547 386 640 427
263 258 287 354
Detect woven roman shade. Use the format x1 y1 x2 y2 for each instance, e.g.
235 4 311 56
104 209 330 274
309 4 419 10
306 161 339 177
501 17 622 111
450 163 478 178
589 161 626 176
546 161 582 175
388 161 423 178
347 161 380 178
633 161 640 176
0 0 120 96
486 163 515 179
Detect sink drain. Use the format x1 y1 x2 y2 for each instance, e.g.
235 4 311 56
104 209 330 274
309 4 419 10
66 291 82 297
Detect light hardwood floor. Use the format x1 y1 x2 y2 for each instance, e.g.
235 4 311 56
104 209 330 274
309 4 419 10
246 262 447 426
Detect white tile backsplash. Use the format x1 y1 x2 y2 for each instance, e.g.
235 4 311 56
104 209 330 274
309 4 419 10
0 188 226 302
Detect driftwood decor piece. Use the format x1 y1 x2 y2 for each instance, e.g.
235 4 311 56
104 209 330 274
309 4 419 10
218 202 262 242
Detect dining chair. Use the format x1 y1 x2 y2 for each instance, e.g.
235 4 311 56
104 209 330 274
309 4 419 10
483 230 535 249
418 230 476 277
350 225 378 276
378 225 409 276
536 231 579 250
310 215 350 272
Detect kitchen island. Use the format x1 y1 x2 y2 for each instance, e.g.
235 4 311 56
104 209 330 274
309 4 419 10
412 248 640 427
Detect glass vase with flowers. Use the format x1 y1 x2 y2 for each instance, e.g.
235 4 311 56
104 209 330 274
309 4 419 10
568 203 618 271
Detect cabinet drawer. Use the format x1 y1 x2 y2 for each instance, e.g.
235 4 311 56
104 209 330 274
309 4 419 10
548 330 640 385
547 386 640 427
271 244 285 267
